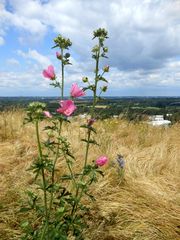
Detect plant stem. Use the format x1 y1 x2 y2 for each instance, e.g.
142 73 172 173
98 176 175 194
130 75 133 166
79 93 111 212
92 39 101 118
49 119 62 212
61 48 64 99
49 46 64 212
71 39 101 216
83 128 91 169
35 120 49 238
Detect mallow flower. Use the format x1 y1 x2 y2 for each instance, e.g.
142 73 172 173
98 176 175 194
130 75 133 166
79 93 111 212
96 156 108 167
70 83 85 98
42 65 56 80
57 100 77 116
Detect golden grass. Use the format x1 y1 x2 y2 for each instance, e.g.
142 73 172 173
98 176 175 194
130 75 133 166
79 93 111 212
0 109 180 239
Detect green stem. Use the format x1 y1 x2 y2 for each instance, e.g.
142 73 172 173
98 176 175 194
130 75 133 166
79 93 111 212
64 154 77 187
49 46 64 211
92 39 101 118
35 121 49 238
71 106 92 216
49 120 62 211
71 39 101 217
83 129 91 169
61 48 64 99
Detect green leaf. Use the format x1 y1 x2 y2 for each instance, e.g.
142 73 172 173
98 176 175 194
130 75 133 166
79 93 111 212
21 220 29 228
82 138 99 145
80 124 97 133
60 174 72 180
20 207 31 213
99 76 108 83
77 181 86 189
51 44 59 49
57 207 65 213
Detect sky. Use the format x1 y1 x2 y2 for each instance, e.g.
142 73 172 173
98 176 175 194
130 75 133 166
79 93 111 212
0 0 180 97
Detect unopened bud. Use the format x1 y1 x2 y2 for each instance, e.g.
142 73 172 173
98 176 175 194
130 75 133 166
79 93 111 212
87 118 96 126
82 77 88 83
103 47 108 53
56 52 62 60
64 53 70 58
101 86 108 92
103 65 109 72
92 45 99 53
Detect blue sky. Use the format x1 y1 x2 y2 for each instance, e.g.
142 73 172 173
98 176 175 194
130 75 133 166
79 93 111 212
0 0 180 96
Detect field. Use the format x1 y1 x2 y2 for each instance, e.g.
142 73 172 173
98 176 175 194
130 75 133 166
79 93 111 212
0 109 180 239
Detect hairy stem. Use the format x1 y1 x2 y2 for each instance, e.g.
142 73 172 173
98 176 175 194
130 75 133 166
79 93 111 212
49 46 64 212
71 40 101 216
61 48 64 99
35 120 49 238
49 120 63 211
92 39 101 118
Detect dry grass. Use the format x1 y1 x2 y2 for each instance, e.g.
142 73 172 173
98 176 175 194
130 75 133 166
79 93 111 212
0 109 180 239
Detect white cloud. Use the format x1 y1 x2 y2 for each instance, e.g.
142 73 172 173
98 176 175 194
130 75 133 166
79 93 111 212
2 0 179 68
0 36 4 45
17 49 51 67
0 0 180 95
6 58 20 66
108 59 180 89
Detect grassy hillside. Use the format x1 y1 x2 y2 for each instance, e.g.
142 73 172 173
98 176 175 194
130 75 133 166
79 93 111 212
0 109 180 240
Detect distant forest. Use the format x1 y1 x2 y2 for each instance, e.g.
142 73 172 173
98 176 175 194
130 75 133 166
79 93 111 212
1 96 180 123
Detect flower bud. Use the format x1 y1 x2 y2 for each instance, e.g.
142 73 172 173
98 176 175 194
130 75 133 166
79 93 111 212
56 52 62 60
92 45 99 53
103 65 109 72
64 53 70 58
87 118 96 126
82 77 88 83
99 36 104 42
43 111 52 118
103 47 108 53
96 156 108 167
101 86 108 92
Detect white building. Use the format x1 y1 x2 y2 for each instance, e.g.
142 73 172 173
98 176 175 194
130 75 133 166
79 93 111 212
148 115 171 126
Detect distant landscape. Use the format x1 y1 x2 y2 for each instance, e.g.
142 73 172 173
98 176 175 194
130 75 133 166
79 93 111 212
1 96 180 123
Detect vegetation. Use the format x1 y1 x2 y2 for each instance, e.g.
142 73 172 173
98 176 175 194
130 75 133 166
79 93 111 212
0 109 180 239
1 97 180 123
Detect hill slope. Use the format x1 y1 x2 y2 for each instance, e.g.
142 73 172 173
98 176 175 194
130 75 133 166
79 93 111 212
0 110 180 239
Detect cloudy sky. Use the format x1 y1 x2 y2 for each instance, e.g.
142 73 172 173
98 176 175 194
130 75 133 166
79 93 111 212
0 0 180 96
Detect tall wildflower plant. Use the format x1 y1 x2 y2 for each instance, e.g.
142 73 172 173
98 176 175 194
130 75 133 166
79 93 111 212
22 28 109 240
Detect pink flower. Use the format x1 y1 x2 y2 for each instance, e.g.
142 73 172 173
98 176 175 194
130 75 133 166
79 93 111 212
56 52 62 60
57 100 77 116
42 65 56 80
43 111 52 118
70 83 85 98
96 156 108 167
